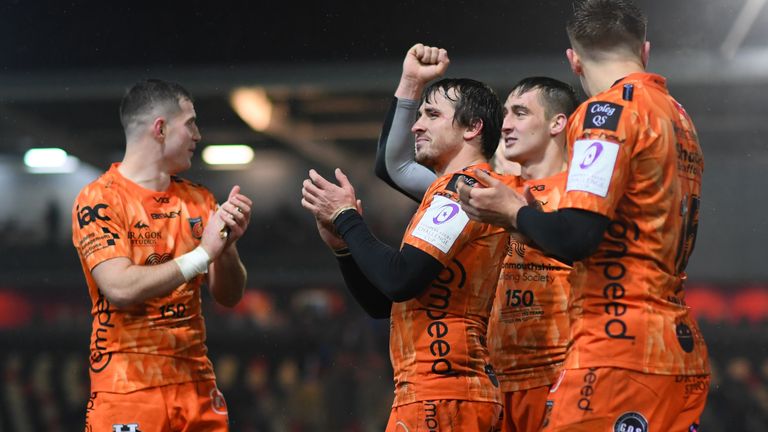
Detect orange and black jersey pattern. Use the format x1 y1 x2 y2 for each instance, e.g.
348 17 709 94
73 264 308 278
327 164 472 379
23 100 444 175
72 163 217 393
488 171 571 392
559 73 709 375
390 163 510 406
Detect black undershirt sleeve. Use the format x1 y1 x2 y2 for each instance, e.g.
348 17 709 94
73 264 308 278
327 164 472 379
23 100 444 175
336 255 392 319
333 210 444 302
517 207 610 262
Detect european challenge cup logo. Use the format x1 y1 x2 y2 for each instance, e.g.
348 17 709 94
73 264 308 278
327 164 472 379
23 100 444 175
579 142 604 169
433 203 459 225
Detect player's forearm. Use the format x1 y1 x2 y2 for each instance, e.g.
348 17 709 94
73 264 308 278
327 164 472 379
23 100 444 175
395 76 425 100
374 97 435 202
95 259 188 308
207 245 246 308
337 255 392 319
517 207 609 262
334 210 443 302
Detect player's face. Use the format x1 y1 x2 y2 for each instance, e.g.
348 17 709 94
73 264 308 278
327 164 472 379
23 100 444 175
162 98 201 174
412 89 464 171
501 89 551 165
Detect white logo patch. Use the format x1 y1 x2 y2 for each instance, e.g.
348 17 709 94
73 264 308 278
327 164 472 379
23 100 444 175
566 139 620 197
411 195 469 253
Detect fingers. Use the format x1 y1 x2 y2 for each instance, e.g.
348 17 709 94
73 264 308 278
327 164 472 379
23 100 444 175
308 169 333 189
228 185 240 201
523 186 543 211
300 197 317 213
409 43 448 66
437 48 450 66
302 178 323 201
408 43 424 59
335 168 354 192
473 169 501 187
456 180 473 205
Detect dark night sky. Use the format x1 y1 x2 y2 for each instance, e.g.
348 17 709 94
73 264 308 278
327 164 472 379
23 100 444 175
0 1 586 70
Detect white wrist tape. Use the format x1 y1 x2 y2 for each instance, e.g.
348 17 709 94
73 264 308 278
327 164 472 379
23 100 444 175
174 246 211 282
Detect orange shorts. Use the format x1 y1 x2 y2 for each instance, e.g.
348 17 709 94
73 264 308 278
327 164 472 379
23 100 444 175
541 368 709 431
386 400 502 432
501 386 550 432
84 380 228 432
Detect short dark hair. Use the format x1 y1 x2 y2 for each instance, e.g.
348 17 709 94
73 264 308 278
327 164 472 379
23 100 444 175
421 78 503 159
509 77 579 119
566 0 647 56
119 79 193 134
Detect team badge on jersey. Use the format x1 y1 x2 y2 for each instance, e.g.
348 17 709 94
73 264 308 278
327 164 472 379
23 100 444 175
188 217 204 240
584 101 623 131
613 412 647 432
412 195 469 253
566 139 620 197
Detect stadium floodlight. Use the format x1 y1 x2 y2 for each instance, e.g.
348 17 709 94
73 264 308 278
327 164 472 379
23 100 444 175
23 148 80 173
230 87 273 132
202 144 255 166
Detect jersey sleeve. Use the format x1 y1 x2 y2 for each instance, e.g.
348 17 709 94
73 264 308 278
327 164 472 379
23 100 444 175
71 185 131 270
402 176 479 265
560 99 637 219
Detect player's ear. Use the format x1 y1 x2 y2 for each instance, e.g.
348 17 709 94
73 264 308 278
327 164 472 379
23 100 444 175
464 119 483 141
641 41 651 68
550 113 568 136
566 48 582 76
152 117 166 142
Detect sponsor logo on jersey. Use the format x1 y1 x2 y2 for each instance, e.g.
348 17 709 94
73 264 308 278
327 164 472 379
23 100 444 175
613 411 648 432
506 238 525 258
77 203 110 228
101 227 119 246
424 401 439 431
412 195 469 253
153 196 170 204
445 173 480 192
578 367 598 412
79 228 120 258
583 101 623 131
151 210 181 219
128 230 161 246
145 253 173 265
91 294 114 373
133 221 149 229
423 258 466 377
566 139 620 197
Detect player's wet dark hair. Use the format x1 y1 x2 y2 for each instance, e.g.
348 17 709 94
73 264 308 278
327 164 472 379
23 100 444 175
422 78 503 159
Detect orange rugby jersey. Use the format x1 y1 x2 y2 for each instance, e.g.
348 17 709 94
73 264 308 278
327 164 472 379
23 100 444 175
72 163 217 393
391 163 509 406
488 171 572 392
559 73 709 375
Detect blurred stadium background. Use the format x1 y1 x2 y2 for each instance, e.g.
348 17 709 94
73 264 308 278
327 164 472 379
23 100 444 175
0 0 767 430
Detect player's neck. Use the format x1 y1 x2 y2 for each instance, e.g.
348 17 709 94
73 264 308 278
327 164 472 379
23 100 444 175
583 59 645 97
437 147 486 177
520 141 567 180
119 148 171 192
